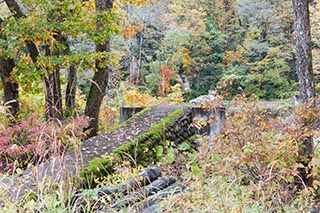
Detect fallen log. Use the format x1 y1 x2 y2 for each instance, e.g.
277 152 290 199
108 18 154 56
111 175 176 210
70 166 162 207
133 182 186 213
98 166 162 198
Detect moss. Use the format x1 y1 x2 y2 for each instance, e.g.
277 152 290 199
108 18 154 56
77 108 188 188
76 157 114 188
115 109 184 166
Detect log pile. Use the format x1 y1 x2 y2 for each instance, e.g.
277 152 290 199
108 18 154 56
70 166 187 212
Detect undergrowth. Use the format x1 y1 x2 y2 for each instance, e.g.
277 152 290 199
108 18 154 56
160 95 320 212
0 95 319 212
0 114 90 172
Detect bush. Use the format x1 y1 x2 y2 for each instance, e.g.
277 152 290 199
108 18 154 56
164 95 319 212
0 115 90 172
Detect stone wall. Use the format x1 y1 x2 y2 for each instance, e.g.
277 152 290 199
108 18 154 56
114 107 195 166
78 105 226 188
191 106 226 138
74 105 226 210
120 105 226 137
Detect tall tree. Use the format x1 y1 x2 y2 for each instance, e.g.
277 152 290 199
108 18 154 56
293 0 315 104
0 1 24 119
84 0 114 137
65 64 77 116
0 54 19 119
292 0 315 187
4 0 63 121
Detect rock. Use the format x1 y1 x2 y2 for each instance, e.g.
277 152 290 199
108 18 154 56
311 207 320 213
189 95 215 106
135 182 186 213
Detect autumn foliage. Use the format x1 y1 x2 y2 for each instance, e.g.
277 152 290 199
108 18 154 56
0 115 90 172
159 65 174 97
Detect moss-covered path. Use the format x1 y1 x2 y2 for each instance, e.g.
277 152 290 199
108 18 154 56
0 105 187 200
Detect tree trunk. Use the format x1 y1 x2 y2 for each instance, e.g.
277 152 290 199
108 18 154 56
43 69 63 121
292 0 315 188
65 65 77 116
4 0 25 18
4 0 63 121
0 57 19 119
59 35 77 117
293 0 315 104
0 17 19 119
43 39 63 121
84 0 114 137
136 29 144 86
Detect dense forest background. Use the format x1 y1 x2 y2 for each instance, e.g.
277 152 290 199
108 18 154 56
87 0 320 100
103 0 315 100
1 0 319 112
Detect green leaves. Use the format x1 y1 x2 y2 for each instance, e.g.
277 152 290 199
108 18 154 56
164 147 175 164
89 10 120 45
178 141 191 151
155 145 164 157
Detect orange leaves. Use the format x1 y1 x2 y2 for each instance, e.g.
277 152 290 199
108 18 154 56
216 96 303 187
159 65 174 97
117 0 157 6
120 23 144 39
99 105 119 131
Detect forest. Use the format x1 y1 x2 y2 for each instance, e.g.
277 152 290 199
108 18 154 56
0 0 320 212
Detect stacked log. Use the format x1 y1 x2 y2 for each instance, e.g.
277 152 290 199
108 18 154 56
70 167 187 212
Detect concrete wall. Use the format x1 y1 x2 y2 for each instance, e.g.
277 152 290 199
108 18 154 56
120 106 226 137
119 107 145 123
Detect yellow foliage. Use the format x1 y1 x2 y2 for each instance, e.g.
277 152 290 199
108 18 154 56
224 45 246 68
164 1 207 37
123 88 158 107
166 84 184 104
120 23 145 39
177 46 191 69
211 0 237 32
117 0 157 6
83 1 95 10
99 104 119 132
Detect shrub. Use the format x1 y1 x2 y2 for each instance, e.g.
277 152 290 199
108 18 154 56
165 95 319 212
0 115 90 172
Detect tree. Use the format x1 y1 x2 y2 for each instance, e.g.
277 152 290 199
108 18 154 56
0 1 26 120
4 0 63 121
310 1 320 76
84 0 114 137
292 0 315 187
0 54 19 119
293 0 315 103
